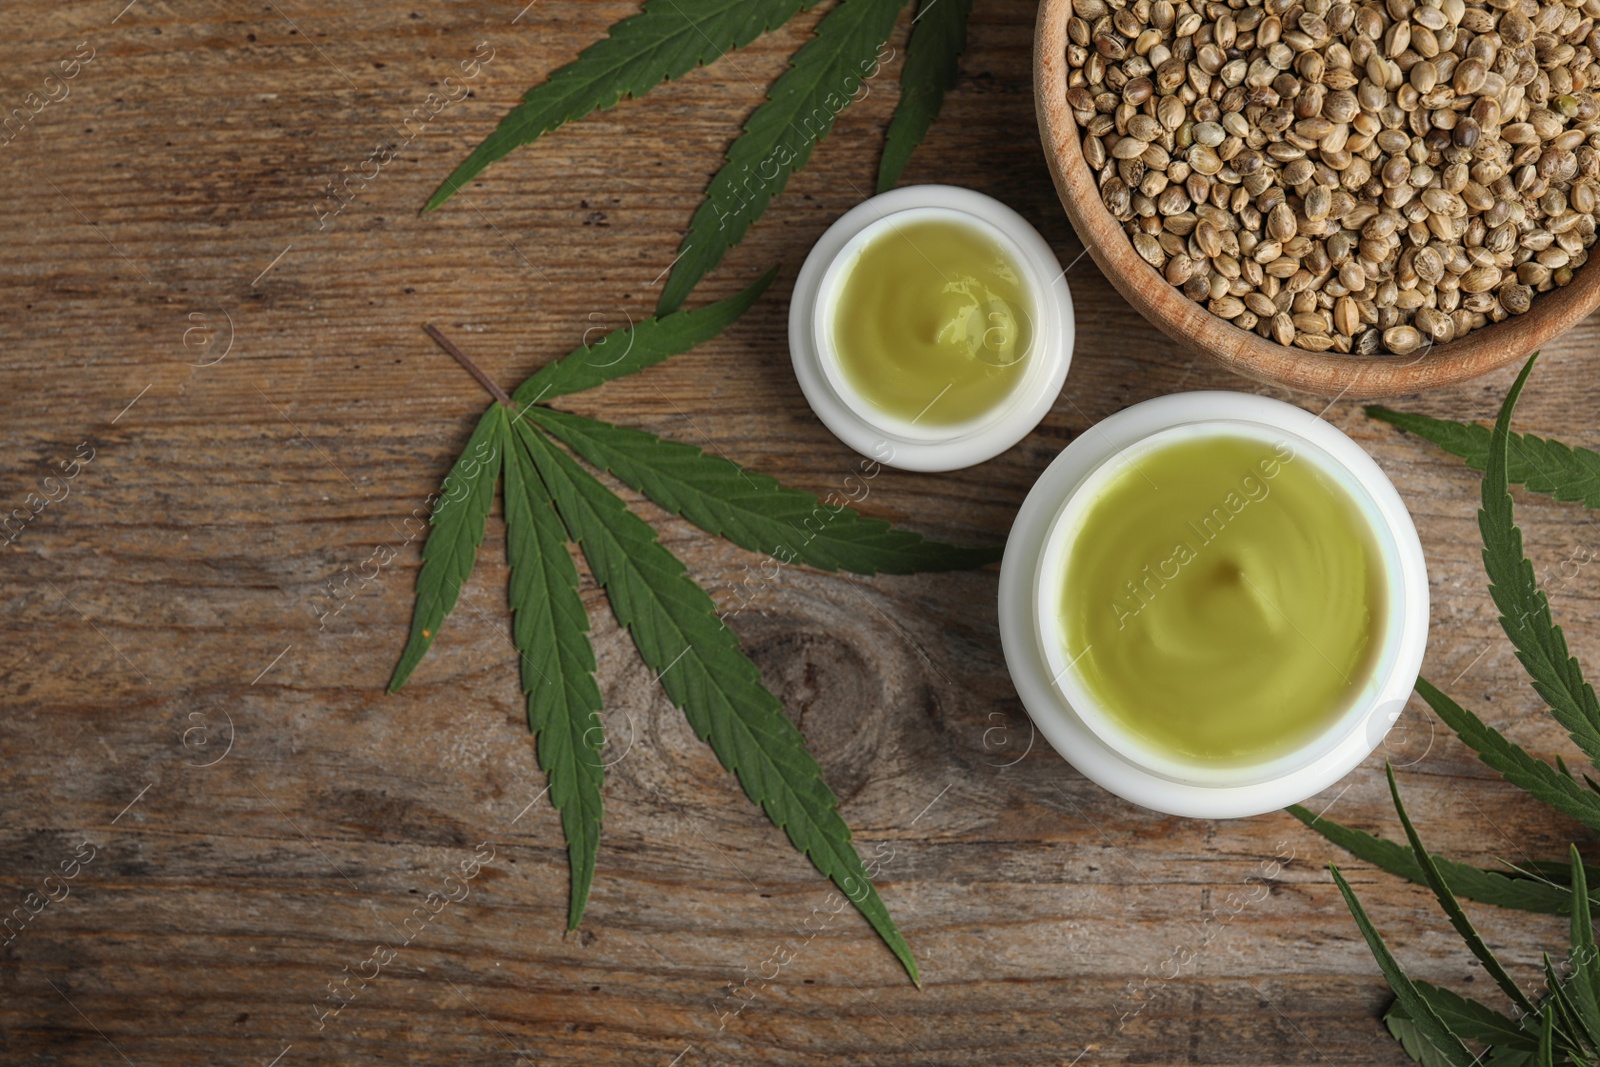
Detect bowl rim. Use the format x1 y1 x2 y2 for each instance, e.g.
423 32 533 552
1033 0 1600 399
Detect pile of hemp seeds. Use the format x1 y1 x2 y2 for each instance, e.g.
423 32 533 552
1064 0 1600 353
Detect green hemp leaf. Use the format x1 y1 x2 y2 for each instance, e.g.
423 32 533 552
1366 406 1600 510
877 0 973 193
424 0 972 313
503 409 607 931
1474 359 1600 769
423 0 823 213
1386 981 1537 1064
1309 357 1600 1064
391 273 999 983
656 0 907 314
1287 802 1598 916
1331 863 1480 1066
389 406 503 690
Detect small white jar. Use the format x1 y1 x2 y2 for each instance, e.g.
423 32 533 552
998 391 1429 818
789 185 1075 472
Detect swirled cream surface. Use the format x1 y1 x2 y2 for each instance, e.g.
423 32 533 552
1061 433 1384 768
830 218 1032 426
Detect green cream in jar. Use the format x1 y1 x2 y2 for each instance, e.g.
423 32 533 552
1061 433 1386 768
829 217 1033 427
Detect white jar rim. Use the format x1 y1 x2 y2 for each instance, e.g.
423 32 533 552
789 185 1075 472
998 391 1430 818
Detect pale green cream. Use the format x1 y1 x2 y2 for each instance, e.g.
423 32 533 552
1061 433 1385 768
831 218 1032 426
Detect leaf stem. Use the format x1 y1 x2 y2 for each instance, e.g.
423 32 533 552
424 323 515 408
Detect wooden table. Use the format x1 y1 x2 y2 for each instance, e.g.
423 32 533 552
4 2 1597 1063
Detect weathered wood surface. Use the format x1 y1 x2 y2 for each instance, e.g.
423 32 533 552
2 2 1598 1064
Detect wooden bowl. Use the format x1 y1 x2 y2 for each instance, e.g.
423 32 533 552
1034 0 1600 398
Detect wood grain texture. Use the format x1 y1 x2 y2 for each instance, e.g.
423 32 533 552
1035 0 1600 398
1 1 1598 1064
